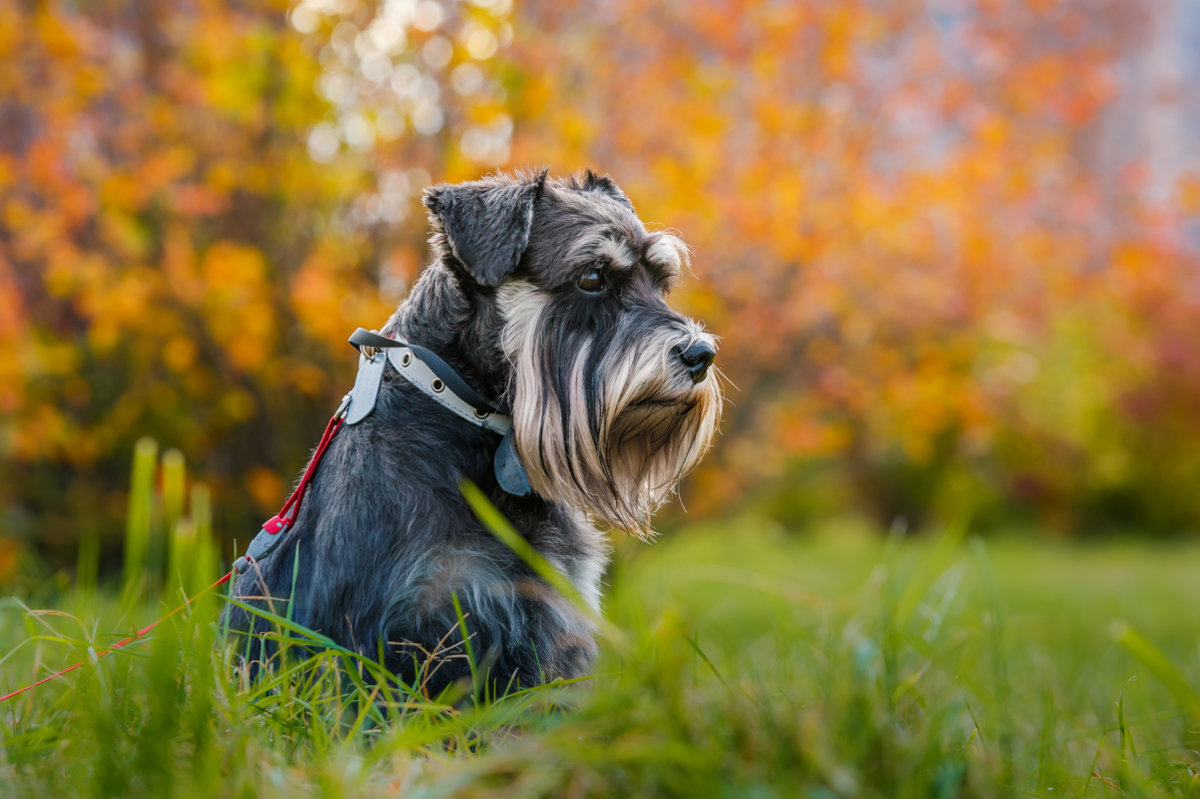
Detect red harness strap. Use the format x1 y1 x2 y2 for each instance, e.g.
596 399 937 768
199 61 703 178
234 401 348 573
263 410 345 534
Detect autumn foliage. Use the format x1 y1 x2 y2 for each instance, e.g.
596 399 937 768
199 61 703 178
1 0 1198 572
512 0 1200 533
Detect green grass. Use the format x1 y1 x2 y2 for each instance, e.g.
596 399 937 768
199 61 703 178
2 463 1200 797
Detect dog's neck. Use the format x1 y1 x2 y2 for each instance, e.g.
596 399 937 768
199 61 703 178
383 263 510 410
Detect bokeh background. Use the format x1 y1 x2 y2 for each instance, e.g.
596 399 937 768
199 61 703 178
2 0 1199 578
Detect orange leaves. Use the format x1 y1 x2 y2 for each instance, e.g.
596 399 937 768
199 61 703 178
291 245 357 349
0 0 574 560
0 259 26 416
169 184 229 217
288 240 395 369
0 0 425 546
1178 174 1200 216
163 225 203 302
2 0 1197 544
246 465 286 513
33 9 82 60
509 0 1200 529
139 147 198 197
820 4 862 81
200 242 276 373
3 199 56 262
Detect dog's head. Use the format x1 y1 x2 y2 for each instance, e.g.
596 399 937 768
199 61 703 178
421 169 723 534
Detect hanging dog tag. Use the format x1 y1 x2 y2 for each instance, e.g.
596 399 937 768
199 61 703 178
344 351 387 425
494 429 531 497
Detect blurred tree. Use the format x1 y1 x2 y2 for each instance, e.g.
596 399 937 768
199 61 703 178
0 0 513 569
4 0 1200 576
509 0 1200 534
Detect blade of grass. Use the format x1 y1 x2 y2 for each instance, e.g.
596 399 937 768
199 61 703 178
451 592 481 702
459 479 629 652
1111 621 1200 725
683 631 727 688
220 596 348 652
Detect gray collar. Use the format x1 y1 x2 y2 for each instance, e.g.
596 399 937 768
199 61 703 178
342 329 531 496
346 345 512 435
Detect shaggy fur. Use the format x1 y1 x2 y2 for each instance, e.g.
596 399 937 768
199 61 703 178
225 169 722 697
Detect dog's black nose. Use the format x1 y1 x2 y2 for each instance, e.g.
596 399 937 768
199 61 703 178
676 340 716 383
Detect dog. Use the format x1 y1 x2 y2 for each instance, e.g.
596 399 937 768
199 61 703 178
225 169 722 698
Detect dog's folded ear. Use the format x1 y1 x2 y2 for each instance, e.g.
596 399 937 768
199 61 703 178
423 170 548 287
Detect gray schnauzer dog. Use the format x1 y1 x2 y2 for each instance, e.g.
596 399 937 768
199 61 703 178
225 169 722 697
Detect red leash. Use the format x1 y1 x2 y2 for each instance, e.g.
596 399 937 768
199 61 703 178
2 402 348 705
0 570 234 703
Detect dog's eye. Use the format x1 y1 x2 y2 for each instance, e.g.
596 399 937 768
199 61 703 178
576 267 607 294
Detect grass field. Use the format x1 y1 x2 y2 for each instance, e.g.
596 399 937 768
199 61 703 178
2 509 1199 798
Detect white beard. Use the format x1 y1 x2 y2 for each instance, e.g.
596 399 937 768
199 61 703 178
498 281 723 535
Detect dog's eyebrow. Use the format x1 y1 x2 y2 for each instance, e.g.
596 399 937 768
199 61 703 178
568 233 636 271
643 234 687 281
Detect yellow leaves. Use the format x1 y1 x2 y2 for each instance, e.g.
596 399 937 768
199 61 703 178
163 337 198 373
239 163 274 195
0 5 19 60
204 161 240 194
192 19 278 125
29 338 81 378
86 267 157 341
96 148 202 218
556 108 597 156
71 63 107 102
88 320 120 355
806 336 840 368
977 115 1010 149
9 403 85 463
99 175 146 214
3 199 41 259
43 243 84 298
0 155 14 193
34 9 81 59
820 4 862 81
219 389 258 425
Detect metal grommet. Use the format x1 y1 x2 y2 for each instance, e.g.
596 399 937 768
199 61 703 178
401 352 412 367
431 378 445 393
474 408 489 419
